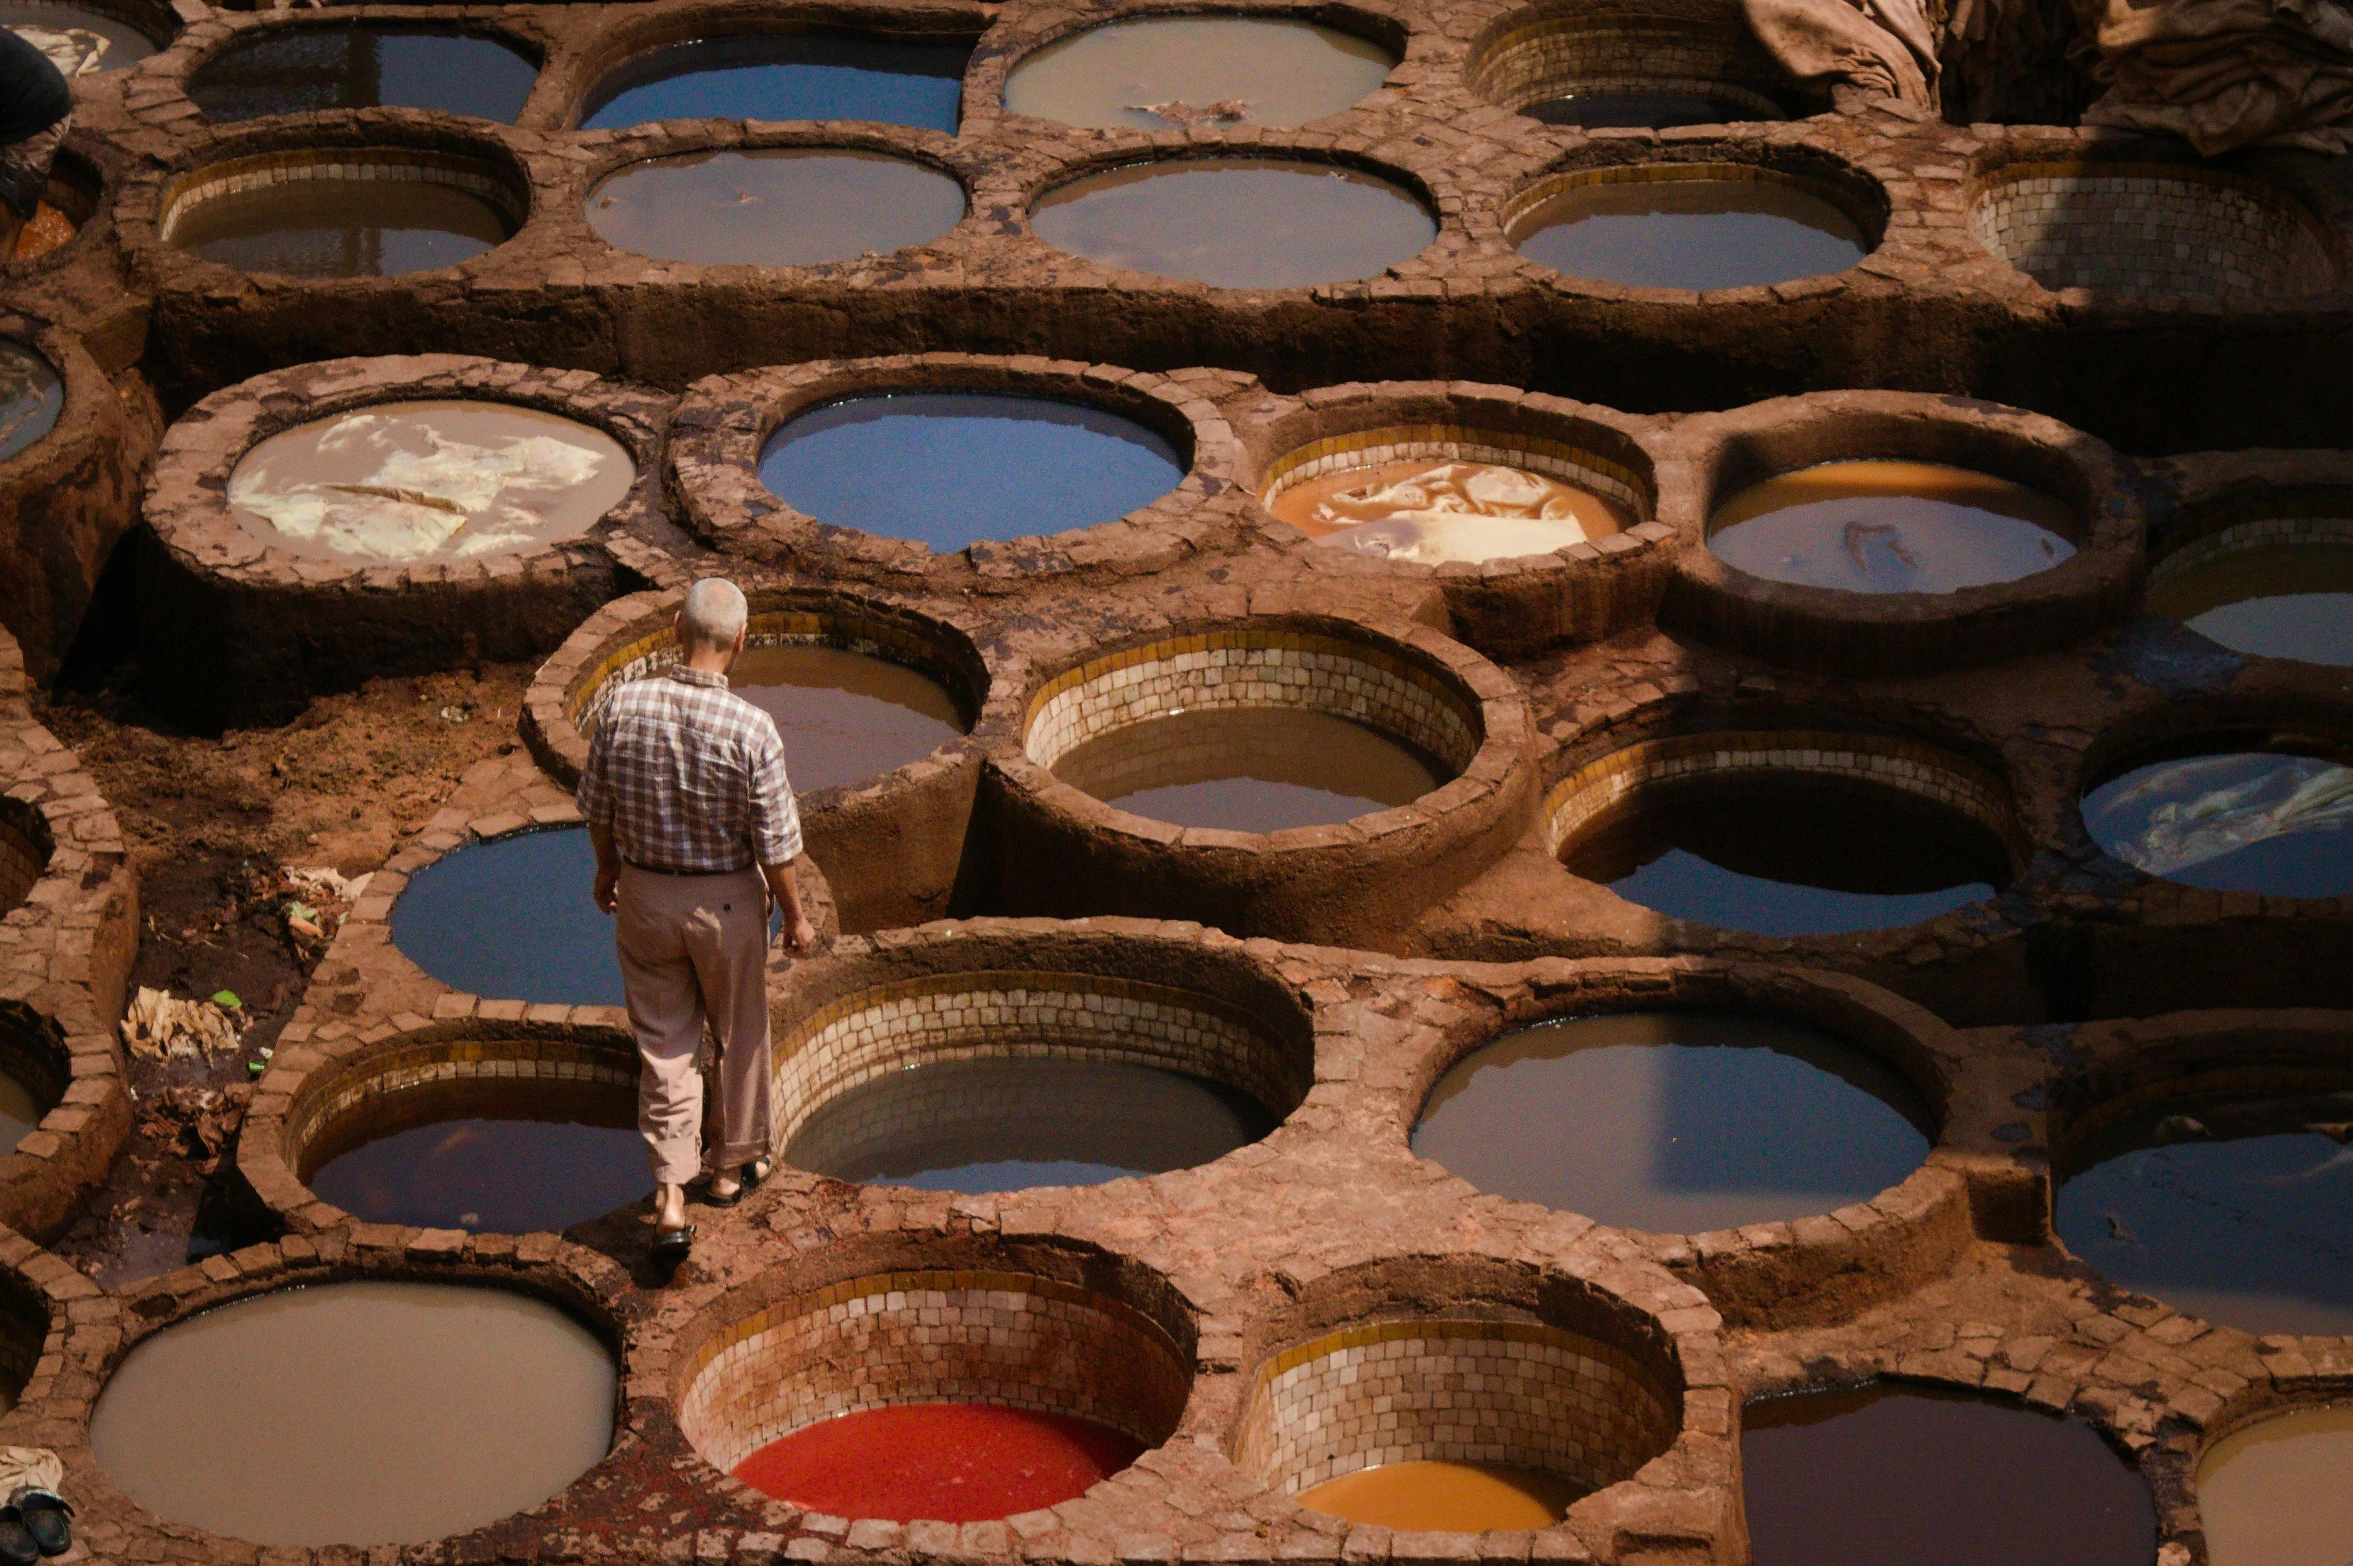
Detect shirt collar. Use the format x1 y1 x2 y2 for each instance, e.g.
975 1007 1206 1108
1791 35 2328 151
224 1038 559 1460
667 665 730 690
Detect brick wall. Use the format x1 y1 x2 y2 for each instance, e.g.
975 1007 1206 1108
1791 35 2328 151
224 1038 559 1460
1467 1 1797 118
1968 163 2336 297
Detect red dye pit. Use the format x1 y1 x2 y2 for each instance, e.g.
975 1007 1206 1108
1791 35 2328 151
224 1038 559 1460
732 1403 1145 1521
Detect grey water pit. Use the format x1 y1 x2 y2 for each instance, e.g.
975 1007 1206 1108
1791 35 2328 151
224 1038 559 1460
579 32 967 132
1743 1382 2157 1566
757 391 1183 550
0 340 61 464
2081 749 2353 899
785 1056 1281 1193
2198 1404 2353 1566
2150 526 2353 666
2055 1084 2353 1336
586 148 963 266
188 25 538 122
1031 157 1436 289
1561 769 2009 936
1052 707 1448 832
1004 15 1394 130
1709 460 2079 593
1512 171 1867 290
228 400 633 563
1413 1011 1932 1232
90 1281 615 1545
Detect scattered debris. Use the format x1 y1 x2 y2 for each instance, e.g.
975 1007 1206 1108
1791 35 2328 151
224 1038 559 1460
1132 98 1252 126
134 1085 252 1173
120 988 243 1061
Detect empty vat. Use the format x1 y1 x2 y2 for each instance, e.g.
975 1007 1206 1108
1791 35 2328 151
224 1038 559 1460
90 1281 615 1545
2149 516 2353 666
2081 749 2353 898
2055 1084 2353 1336
586 148 963 266
227 400 633 562
163 152 520 277
1742 1383 2156 1566
2 2 154 73
1709 460 2079 593
188 25 537 122
580 32 967 131
1004 16 1394 130
1413 1012 1933 1232
758 392 1182 548
1510 168 1869 290
0 341 61 464
1031 158 1436 288
2199 1405 2353 1566
1267 452 1632 563
1052 707 1446 831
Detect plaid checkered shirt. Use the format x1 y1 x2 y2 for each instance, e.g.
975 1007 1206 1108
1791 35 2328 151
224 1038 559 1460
575 665 803 873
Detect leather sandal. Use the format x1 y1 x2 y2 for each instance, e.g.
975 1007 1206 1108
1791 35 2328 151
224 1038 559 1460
0 1509 37 1566
701 1156 771 1207
650 1223 695 1264
6 1490 67 1558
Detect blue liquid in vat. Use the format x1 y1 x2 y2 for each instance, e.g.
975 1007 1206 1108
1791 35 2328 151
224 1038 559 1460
390 827 776 1007
579 33 967 132
2081 750 2353 898
1514 178 1866 291
1412 1012 1933 1232
188 26 539 122
758 392 1184 549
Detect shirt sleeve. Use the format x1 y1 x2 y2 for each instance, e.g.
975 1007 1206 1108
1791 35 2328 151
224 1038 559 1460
745 719 803 866
575 710 616 829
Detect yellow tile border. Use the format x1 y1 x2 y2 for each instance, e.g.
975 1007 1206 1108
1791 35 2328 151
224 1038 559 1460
1254 1318 1614 1387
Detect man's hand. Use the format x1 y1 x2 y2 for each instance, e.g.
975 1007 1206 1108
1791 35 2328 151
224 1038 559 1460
784 914 819 955
595 863 619 915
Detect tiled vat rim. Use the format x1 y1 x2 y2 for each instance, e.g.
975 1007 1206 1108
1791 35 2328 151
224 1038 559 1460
157 146 529 244
1260 422 1647 517
281 1032 635 1175
1966 160 2339 297
678 1269 1191 1477
1237 1318 1677 1498
1023 628 1481 776
771 968 1304 1143
1466 5 1797 117
1503 160 1884 242
2150 512 2353 587
1544 728 2023 859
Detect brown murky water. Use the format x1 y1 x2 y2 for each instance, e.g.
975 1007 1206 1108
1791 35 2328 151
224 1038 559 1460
2198 1404 2353 1566
169 175 514 277
90 1281 615 1545
727 643 966 792
1003 16 1395 130
1709 459 2079 593
1270 457 1631 562
586 149 965 266
1513 176 1867 291
9 203 73 260
1052 706 1446 831
229 400 634 563
1296 1461 1586 1529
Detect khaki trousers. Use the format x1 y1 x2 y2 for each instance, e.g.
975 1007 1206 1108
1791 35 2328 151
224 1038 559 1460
614 863 773 1186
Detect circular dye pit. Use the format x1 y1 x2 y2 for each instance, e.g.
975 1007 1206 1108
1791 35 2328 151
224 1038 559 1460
785 1055 1280 1192
2149 518 2353 666
1465 3 1802 129
679 1270 1189 1522
1742 1383 2156 1566
0 341 62 465
1559 766 2012 935
1414 1012 1933 1231
165 156 518 277
1266 445 1634 564
2055 1083 2353 1336
2199 1405 2353 1566
189 25 537 122
0 996 58 1160
737 1403 1144 1520
301 1064 650 1234
1031 158 1437 289
90 1281 615 1546
391 826 779 1007
2081 749 2353 898
1709 460 2079 593
227 400 633 562
724 643 964 790
2 2 154 73
1052 708 1446 831
1510 170 1869 291
580 33 967 131
759 392 1182 549
1969 163 2335 298
1004 16 1394 131
587 149 963 267
1297 1461 1586 1529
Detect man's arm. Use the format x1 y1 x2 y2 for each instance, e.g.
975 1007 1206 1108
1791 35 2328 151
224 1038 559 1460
578 715 620 915
588 821 621 916
745 722 817 953
761 857 819 955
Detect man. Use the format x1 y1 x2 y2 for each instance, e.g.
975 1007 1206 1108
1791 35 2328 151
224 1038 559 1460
0 29 70 263
578 577 819 1261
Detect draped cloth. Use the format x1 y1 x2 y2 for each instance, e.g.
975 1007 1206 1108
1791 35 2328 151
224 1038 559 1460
1740 0 1942 107
2075 0 2353 152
